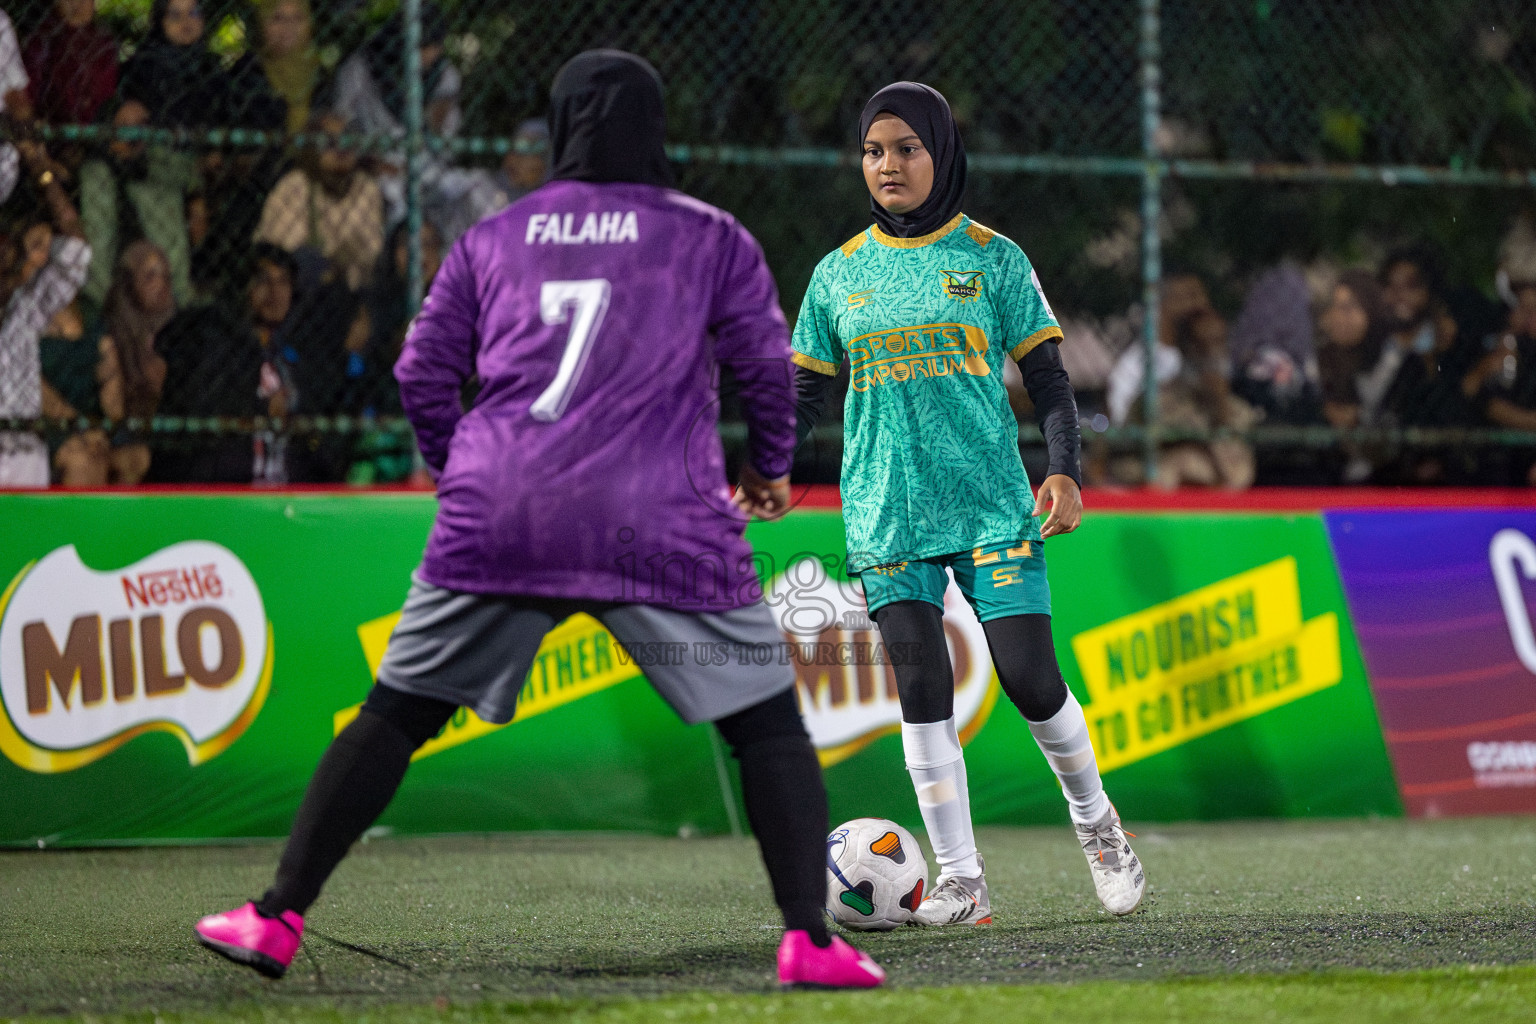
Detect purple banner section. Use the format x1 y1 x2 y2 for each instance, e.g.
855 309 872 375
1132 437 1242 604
1326 511 1536 817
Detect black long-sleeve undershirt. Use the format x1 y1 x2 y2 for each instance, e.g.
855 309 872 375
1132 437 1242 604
1018 340 1082 487
792 341 1081 486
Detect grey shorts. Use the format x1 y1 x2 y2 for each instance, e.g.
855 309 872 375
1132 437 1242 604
375 575 794 726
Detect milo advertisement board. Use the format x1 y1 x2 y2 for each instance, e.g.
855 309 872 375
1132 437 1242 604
0 492 1407 846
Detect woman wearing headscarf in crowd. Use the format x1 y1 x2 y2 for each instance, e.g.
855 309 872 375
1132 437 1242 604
122 0 286 300
789 82 1146 928
22 0 119 175
248 0 323 136
88 0 229 307
255 110 384 292
1373 245 1481 482
336 216 445 482
331 3 499 239
1228 259 1319 424
151 243 301 483
77 97 198 306
119 0 238 131
96 238 177 482
40 242 175 486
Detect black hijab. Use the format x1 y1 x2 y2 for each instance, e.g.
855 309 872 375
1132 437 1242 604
858 82 967 238
549 50 674 187
120 0 229 128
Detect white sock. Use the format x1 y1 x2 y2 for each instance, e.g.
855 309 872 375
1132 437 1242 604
901 717 981 881
1027 689 1111 826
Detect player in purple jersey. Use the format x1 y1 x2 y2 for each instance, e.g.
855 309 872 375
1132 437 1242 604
193 50 883 991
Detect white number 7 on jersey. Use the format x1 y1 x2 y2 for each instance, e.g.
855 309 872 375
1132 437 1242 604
530 278 612 422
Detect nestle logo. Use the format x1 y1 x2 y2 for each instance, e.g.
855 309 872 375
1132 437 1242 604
122 565 224 609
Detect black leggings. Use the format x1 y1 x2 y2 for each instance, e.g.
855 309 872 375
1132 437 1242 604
262 683 830 943
871 601 1069 724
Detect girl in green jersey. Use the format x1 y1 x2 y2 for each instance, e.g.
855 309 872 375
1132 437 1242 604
789 82 1146 924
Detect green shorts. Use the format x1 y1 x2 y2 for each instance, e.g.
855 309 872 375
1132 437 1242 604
859 539 1052 623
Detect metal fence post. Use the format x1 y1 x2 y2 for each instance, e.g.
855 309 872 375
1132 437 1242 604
1139 0 1162 484
404 0 425 313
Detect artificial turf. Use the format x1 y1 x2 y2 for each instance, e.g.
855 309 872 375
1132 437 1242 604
3 817 1534 1021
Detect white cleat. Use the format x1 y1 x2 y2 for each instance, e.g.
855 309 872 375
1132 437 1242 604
911 856 992 926
1076 806 1146 915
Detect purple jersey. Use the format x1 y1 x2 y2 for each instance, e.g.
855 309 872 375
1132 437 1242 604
396 180 794 610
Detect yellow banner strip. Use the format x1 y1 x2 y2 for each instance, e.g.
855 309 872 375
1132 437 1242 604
1085 614 1342 773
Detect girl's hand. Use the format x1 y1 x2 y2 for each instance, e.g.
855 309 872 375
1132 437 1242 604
1037 474 1082 538
734 462 791 521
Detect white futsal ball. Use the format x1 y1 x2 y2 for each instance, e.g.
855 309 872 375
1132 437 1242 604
825 817 928 930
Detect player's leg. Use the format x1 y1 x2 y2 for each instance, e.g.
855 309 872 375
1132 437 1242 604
257 683 458 919
865 560 990 926
714 691 829 944
194 582 564 977
983 614 1144 914
598 603 883 988
966 539 1146 915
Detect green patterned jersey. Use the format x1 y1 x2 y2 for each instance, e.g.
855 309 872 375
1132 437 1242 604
792 213 1063 572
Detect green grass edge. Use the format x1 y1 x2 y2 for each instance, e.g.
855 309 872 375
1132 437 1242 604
11 964 1536 1024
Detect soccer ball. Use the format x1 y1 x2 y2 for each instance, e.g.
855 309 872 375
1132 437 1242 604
825 817 928 931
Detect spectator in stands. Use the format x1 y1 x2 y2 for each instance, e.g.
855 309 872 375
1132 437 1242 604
254 111 384 292
1 7 31 207
1373 245 1480 482
1462 241 1536 483
340 218 445 483
98 239 177 482
119 0 235 132
1228 258 1320 424
1375 246 1477 425
78 99 198 306
23 1 119 133
491 118 550 208
0 140 92 487
39 300 110 485
152 244 319 482
249 0 322 135
344 217 444 415
1314 270 1390 483
122 0 285 301
1105 271 1257 489
43 240 176 486
333 3 500 239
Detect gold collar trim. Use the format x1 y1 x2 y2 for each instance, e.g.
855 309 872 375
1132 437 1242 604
869 213 965 249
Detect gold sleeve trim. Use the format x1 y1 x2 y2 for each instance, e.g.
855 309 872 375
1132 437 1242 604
840 232 869 258
869 213 965 249
1008 325 1064 361
964 221 998 247
791 350 840 375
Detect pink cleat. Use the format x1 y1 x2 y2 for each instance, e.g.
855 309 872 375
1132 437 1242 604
194 902 303 979
777 930 885 989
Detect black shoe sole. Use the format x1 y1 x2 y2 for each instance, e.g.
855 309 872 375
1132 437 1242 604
194 929 288 979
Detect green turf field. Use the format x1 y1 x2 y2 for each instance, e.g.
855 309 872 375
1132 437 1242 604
4 818 1535 1022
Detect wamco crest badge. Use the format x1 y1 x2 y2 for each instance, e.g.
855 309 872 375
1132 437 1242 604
0 542 272 773
940 269 984 302
768 558 997 766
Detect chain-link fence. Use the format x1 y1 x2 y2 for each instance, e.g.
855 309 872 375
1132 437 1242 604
2 0 1535 486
